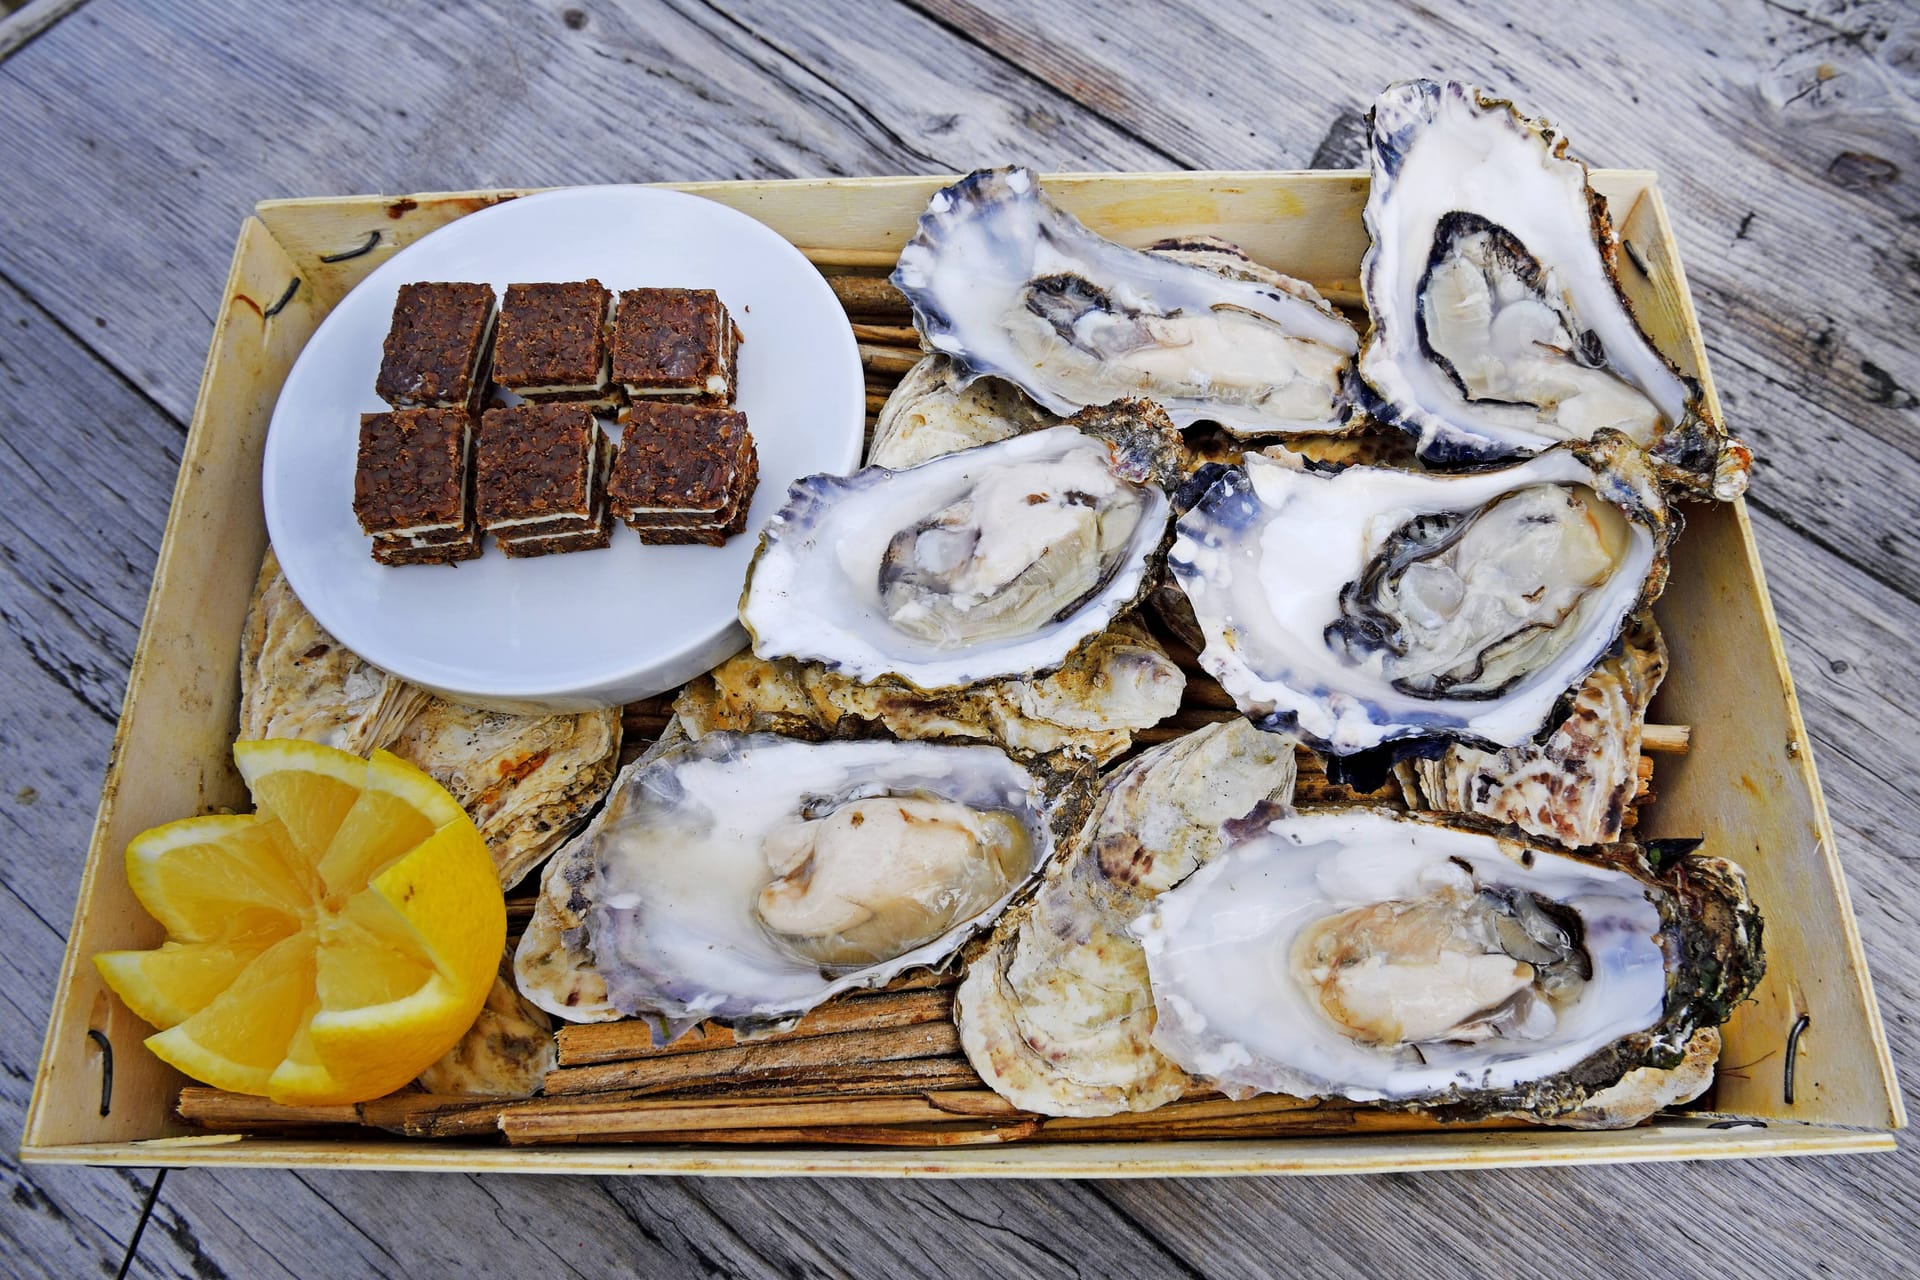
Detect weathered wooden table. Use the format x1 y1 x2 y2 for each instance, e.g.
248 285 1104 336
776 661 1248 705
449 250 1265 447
3 0 1915 1274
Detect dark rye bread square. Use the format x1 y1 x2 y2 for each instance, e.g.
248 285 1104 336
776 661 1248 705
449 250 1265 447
611 287 741 402
632 450 760 547
475 403 606 535
376 282 497 411
493 280 615 404
607 402 754 523
353 407 473 538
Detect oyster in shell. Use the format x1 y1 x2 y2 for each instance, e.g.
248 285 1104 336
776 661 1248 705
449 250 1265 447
956 718 1297 1116
1168 431 1671 755
742 401 1185 690
1358 80 1749 499
240 549 621 888
1134 808 1762 1126
1396 614 1667 846
513 731 1067 1033
676 620 1183 765
893 167 1359 437
867 354 1058 470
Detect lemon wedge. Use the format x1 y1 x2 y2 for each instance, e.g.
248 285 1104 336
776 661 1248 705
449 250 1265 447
96 742 504 1105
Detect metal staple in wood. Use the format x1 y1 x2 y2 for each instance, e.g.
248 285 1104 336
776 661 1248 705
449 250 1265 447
318 230 382 262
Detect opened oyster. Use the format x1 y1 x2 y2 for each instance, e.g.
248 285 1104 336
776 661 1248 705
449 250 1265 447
1359 80 1749 499
868 354 1058 470
513 732 1064 1032
677 620 1183 765
893 168 1359 436
741 401 1184 690
1397 614 1667 846
957 718 1297 1116
1134 808 1762 1125
1169 431 1670 754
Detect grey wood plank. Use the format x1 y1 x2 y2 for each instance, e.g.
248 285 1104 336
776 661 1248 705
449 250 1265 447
0 276 189 1280
0 0 90 62
141 1159 1200 1279
0 0 1163 423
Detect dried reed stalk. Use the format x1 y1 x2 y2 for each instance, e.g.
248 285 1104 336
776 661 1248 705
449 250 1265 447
803 247 901 270
542 1021 963 1097
850 322 919 345
1640 723 1690 754
828 275 910 316
557 988 953 1066
860 343 921 374
499 1088 1013 1144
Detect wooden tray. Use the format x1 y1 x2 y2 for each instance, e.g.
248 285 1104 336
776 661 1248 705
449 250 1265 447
21 173 1904 1175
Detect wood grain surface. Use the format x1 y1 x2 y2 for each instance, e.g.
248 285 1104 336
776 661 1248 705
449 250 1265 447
2 0 1916 1275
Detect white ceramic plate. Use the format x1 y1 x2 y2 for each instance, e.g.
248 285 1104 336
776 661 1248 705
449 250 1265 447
263 186 865 712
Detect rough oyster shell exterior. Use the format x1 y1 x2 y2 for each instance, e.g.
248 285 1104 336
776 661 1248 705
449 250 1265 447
955 718 1298 1116
867 354 1058 470
675 619 1183 765
1395 613 1668 846
415 956 558 1098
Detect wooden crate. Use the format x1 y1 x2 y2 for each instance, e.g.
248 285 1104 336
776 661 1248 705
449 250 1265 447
20 173 1904 1175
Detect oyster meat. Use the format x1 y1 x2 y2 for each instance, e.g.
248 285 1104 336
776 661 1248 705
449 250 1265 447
676 620 1183 765
513 732 1066 1032
957 718 1298 1116
893 168 1359 437
1358 80 1749 499
1134 808 1762 1125
1397 614 1667 846
742 401 1184 690
1168 431 1671 754
868 354 1058 470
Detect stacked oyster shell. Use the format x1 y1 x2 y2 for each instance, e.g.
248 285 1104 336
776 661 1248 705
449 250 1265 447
510 79 1765 1136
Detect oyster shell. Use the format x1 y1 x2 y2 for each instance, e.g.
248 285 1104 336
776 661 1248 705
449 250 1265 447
1168 430 1671 755
240 549 621 888
956 718 1297 1116
867 354 1058 470
1396 614 1667 846
893 167 1359 436
675 619 1183 765
1358 80 1749 499
742 401 1185 690
384 700 622 889
240 551 429 752
415 955 558 1097
1133 808 1762 1126
513 731 1068 1033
